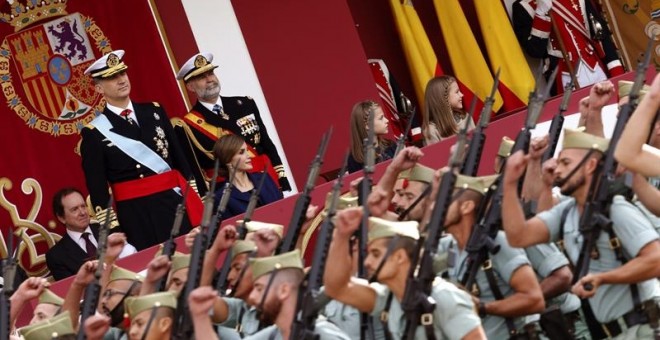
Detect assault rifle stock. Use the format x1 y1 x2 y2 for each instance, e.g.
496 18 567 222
77 197 112 340
575 38 653 289
290 153 349 340
461 68 500 176
277 129 332 254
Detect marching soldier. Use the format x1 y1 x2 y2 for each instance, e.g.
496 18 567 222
324 208 487 339
29 289 64 325
496 135 592 339
173 52 291 194
19 311 76 340
438 174 545 339
512 0 624 93
502 128 660 338
81 50 202 250
124 292 177 340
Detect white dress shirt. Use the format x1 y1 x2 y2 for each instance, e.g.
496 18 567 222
66 226 137 258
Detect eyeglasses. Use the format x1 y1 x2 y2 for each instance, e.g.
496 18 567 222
102 289 128 299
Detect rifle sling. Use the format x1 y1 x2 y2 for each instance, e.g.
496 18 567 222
368 235 401 283
481 259 518 337
380 293 394 340
558 204 642 309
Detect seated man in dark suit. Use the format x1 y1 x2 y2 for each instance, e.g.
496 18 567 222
45 187 136 281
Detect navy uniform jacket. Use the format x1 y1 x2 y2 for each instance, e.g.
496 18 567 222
80 102 193 250
213 172 283 221
174 98 290 194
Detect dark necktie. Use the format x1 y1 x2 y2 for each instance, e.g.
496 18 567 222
81 232 97 258
120 109 136 125
213 104 229 120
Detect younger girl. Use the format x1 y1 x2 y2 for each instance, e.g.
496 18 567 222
348 100 395 173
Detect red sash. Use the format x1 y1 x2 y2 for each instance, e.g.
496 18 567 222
184 110 280 187
112 170 203 226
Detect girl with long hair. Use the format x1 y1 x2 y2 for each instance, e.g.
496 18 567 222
348 100 395 173
422 75 475 145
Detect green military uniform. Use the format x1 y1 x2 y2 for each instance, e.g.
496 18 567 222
319 286 386 340
367 217 482 339
216 297 259 339
537 128 660 339
438 174 534 339
525 243 591 339
441 232 532 339
246 250 351 340
244 320 350 340
370 279 481 339
538 196 660 337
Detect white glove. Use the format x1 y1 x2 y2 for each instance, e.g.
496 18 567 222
536 0 552 15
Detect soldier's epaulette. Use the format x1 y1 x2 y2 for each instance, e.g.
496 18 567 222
84 123 95 130
153 102 161 107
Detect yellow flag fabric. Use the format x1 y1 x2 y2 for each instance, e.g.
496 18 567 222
474 0 534 111
389 0 442 109
434 0 503 113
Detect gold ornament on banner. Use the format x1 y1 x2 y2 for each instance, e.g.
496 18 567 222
0 177 61 279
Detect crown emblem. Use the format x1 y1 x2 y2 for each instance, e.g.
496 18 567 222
1 0 68 32
194 54 208 68
106 53 119 67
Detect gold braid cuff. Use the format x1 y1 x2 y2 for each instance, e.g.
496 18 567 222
94 206 120 229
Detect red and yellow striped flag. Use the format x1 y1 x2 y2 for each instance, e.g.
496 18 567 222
434 0 503 118
389 0 443 109
474 0 534 112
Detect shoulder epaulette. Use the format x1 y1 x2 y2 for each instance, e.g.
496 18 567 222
84 123 95 130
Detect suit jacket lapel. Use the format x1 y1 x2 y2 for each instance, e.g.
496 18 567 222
61 232 88 259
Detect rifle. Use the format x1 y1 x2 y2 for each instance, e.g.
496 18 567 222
394 106 416 157
400 119 469 340
173 159 224 338
277 129 332 254
290 153 349 340
77 197 112 340
0 226 19 340
461 69 500 176
542 70 576 163
154 183 191 292
206 158 239 243
575 38 654 289
461 67 557 290
216 168 269 296
357 106 377 340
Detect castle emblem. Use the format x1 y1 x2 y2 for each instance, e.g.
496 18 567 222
0 0 112 136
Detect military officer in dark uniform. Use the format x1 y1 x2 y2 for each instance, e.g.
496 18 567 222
80 50 203 251
512 0 624 93
172 52 291 195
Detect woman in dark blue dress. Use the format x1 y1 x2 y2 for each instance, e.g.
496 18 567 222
213 134 283 220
